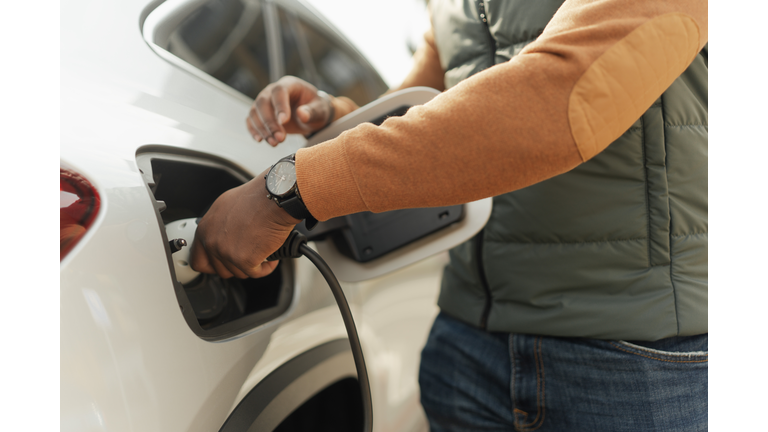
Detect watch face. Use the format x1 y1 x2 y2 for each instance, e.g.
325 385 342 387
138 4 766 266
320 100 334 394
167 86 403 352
266 160 297 197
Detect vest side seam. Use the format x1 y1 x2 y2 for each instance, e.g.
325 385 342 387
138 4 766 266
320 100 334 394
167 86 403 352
670 252 680 335
661 93 681 336
641 115 652 267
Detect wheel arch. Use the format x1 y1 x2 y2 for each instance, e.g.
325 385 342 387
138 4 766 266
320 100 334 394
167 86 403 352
218 339 358 431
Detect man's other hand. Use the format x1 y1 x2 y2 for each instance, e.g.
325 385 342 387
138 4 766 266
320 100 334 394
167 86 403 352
189 170 301 279
247 76 334 146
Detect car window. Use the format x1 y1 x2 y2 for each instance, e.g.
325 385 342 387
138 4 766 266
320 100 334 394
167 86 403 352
277 7 317 85
160 0 388 104
167 0 271 99
287 12 388 106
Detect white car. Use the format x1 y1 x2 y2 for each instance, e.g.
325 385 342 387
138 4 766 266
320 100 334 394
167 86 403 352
61 1 489 431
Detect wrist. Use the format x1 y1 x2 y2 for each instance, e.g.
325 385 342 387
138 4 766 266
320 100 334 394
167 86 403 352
317 90 336 128
249 174 299 228
268 198 302 228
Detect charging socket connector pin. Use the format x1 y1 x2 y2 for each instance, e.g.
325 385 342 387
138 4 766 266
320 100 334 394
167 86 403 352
169 238 187 253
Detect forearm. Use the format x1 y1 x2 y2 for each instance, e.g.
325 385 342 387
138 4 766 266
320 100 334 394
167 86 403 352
389 27 446 93
297 0 707 221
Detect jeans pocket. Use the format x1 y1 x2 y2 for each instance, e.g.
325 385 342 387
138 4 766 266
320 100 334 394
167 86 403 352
609 339 708 363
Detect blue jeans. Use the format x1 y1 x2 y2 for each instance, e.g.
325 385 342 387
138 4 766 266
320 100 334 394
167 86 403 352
419 313 708 431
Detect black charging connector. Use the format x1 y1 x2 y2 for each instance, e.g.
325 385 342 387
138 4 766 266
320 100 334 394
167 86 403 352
265 231 308 261
268 231 373 432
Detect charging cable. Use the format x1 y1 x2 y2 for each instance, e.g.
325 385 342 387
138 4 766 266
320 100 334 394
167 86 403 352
267 231 373 432
168 222 373 431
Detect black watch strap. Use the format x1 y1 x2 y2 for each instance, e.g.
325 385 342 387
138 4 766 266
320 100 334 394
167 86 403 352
267 154 318 230
280 194 319 230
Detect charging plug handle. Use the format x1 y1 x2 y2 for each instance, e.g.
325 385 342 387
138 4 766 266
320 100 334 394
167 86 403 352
266 231 307 261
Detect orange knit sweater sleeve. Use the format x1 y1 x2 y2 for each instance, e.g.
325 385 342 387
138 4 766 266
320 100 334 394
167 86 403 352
296 0 707 221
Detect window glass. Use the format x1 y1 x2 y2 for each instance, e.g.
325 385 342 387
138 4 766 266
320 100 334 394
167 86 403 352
163 0 388 104
168 0 270 99
291 16 388 106
277 8 315 84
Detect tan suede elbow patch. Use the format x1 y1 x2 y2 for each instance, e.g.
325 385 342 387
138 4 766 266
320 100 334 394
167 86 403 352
568 13 701 161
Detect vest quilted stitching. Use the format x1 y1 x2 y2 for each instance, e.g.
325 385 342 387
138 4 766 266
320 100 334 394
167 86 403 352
433 0 708 339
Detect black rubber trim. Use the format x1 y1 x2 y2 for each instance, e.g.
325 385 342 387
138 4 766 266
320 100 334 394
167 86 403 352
218 339 351 432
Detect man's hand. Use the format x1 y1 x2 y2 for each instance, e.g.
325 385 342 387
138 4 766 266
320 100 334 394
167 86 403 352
247 76 334 146
189 170 301 279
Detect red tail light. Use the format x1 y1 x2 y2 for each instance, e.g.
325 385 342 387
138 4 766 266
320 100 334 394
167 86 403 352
60 168 101 260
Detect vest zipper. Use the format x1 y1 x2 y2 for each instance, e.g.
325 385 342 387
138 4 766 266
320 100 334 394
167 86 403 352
475 0 494 330
476 0 496 68
475 229 493 329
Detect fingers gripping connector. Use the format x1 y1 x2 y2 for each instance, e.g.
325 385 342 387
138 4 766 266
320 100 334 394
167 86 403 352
266 231 308 261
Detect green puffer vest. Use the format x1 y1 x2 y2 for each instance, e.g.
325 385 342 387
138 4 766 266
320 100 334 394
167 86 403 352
433 0 708 340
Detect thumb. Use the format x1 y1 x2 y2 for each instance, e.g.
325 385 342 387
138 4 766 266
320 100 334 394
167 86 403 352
296 97 331 125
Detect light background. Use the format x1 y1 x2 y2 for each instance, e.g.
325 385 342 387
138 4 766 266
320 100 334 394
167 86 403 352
4 0 763 430
303 0 431 88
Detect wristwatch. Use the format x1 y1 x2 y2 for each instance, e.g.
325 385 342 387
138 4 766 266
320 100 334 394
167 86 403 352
265 154 318 230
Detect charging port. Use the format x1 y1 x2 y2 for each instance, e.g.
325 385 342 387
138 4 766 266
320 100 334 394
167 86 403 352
137 148 294 341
